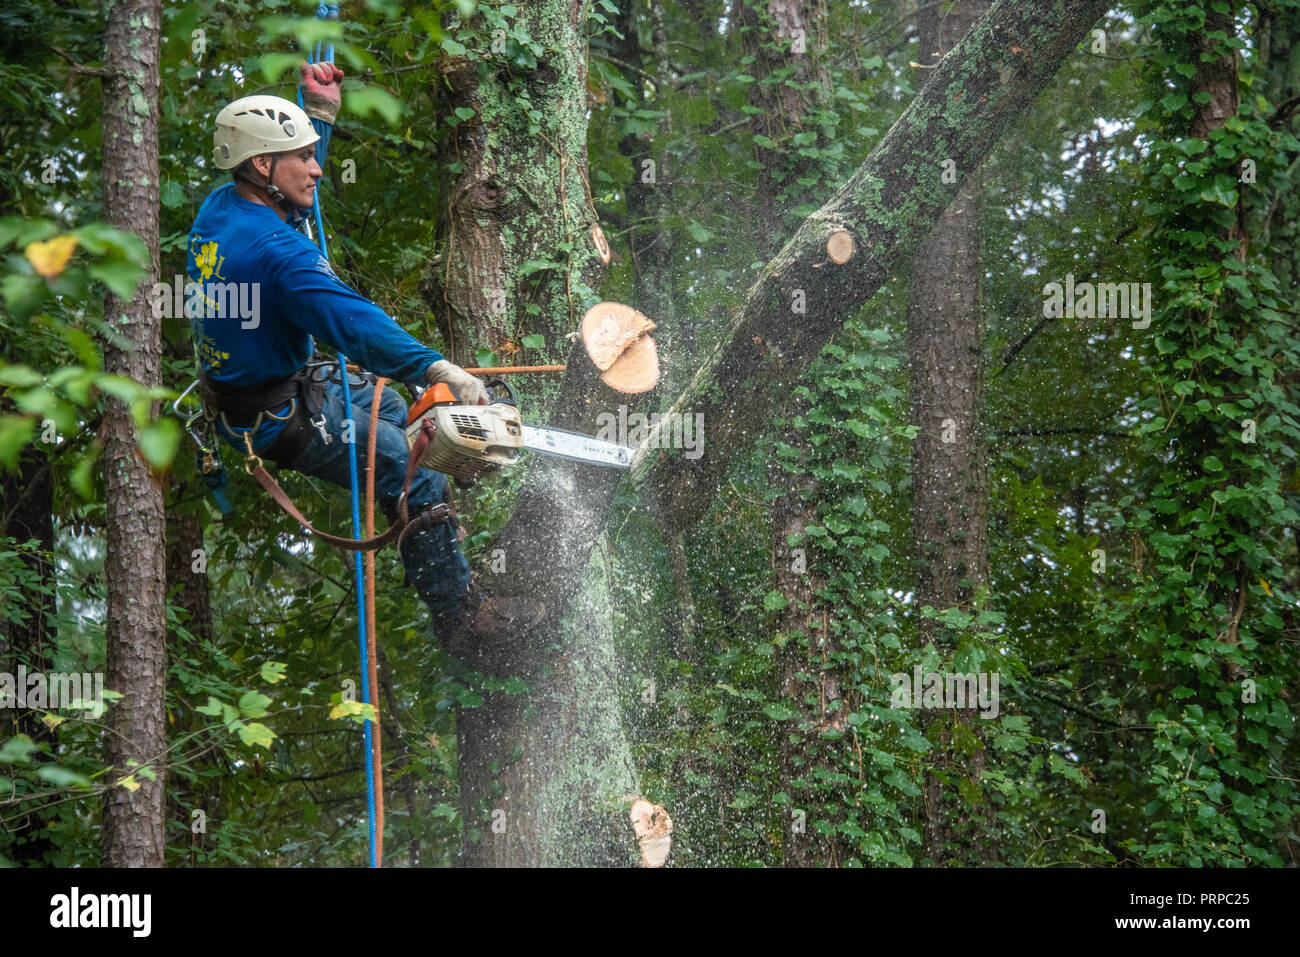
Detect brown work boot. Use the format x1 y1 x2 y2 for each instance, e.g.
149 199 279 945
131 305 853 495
434 582 546 663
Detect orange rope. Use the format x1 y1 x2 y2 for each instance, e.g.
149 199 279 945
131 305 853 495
462 365 567 374
346 363 565 376
365 377 387 867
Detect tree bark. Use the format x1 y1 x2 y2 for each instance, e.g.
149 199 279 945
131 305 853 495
99 0 165 868
906 0 993 867
736 0 848 867
426 1 605 364
427 0 647 867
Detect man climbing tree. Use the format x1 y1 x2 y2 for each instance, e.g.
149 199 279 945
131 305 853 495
188 64 543 644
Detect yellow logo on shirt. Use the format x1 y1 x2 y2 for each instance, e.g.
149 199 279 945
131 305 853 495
190 235 227 281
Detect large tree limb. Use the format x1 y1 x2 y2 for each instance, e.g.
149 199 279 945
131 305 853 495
631 0 1112 533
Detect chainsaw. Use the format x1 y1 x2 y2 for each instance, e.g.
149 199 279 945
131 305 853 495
405 378 633 483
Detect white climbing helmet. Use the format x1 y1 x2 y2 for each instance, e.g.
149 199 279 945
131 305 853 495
212 95 320 170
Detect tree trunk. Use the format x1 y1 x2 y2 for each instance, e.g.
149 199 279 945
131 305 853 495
456 543 640 866
906 0 992 867
427 1 605 364
427 0 648 867
616 0 696 656
164 496 212 646
736 0 848 867
99 0 165 868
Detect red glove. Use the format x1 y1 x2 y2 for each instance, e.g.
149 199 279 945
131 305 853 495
300 62 344 124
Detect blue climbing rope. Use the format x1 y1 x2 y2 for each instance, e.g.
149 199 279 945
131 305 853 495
299 1 379 870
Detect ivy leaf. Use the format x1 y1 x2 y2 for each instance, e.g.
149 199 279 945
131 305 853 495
195 696 224 717
345 87 406 126
0 734 37 764
38 766 92 788
137 418 181 469
763 701 796 721
687 221 715 243
25 235 79 279
521 333 545 349
762 588 789 612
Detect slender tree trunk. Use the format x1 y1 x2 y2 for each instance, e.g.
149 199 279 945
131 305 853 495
906 0 992 866
164 500 212 646
100 0 165 868
615 0 697 656
737 0 847 867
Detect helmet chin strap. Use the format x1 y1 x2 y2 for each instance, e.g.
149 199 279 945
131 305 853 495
238 154 304 223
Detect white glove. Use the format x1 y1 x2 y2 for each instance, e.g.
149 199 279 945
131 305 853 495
425 359 489 405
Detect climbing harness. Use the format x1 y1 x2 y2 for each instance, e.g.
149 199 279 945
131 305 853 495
172 381 232 516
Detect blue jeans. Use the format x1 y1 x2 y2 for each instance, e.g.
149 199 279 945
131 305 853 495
219 376 471 619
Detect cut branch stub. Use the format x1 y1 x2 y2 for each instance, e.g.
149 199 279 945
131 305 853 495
826 229 854 264
629 798 673 868
581 301 659 394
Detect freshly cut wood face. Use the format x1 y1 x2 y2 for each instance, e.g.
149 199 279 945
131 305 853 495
582 302 660 394
827 228 854 264
629 798 673 868
584 302 657 370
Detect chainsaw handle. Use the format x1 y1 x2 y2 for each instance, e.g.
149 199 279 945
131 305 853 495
406 377 516 426
484 378 516 407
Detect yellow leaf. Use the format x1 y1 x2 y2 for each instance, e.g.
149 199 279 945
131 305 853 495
117 774 140 792
25 234 79 279
329 701 359 720
1259 578 1271 596
41 713 65 730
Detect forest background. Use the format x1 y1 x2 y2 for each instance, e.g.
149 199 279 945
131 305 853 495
1 0 1297 867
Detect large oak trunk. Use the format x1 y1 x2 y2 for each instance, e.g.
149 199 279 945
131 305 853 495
429 0 647 867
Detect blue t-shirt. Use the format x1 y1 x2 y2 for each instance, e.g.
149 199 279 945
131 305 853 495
186 182 442 446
